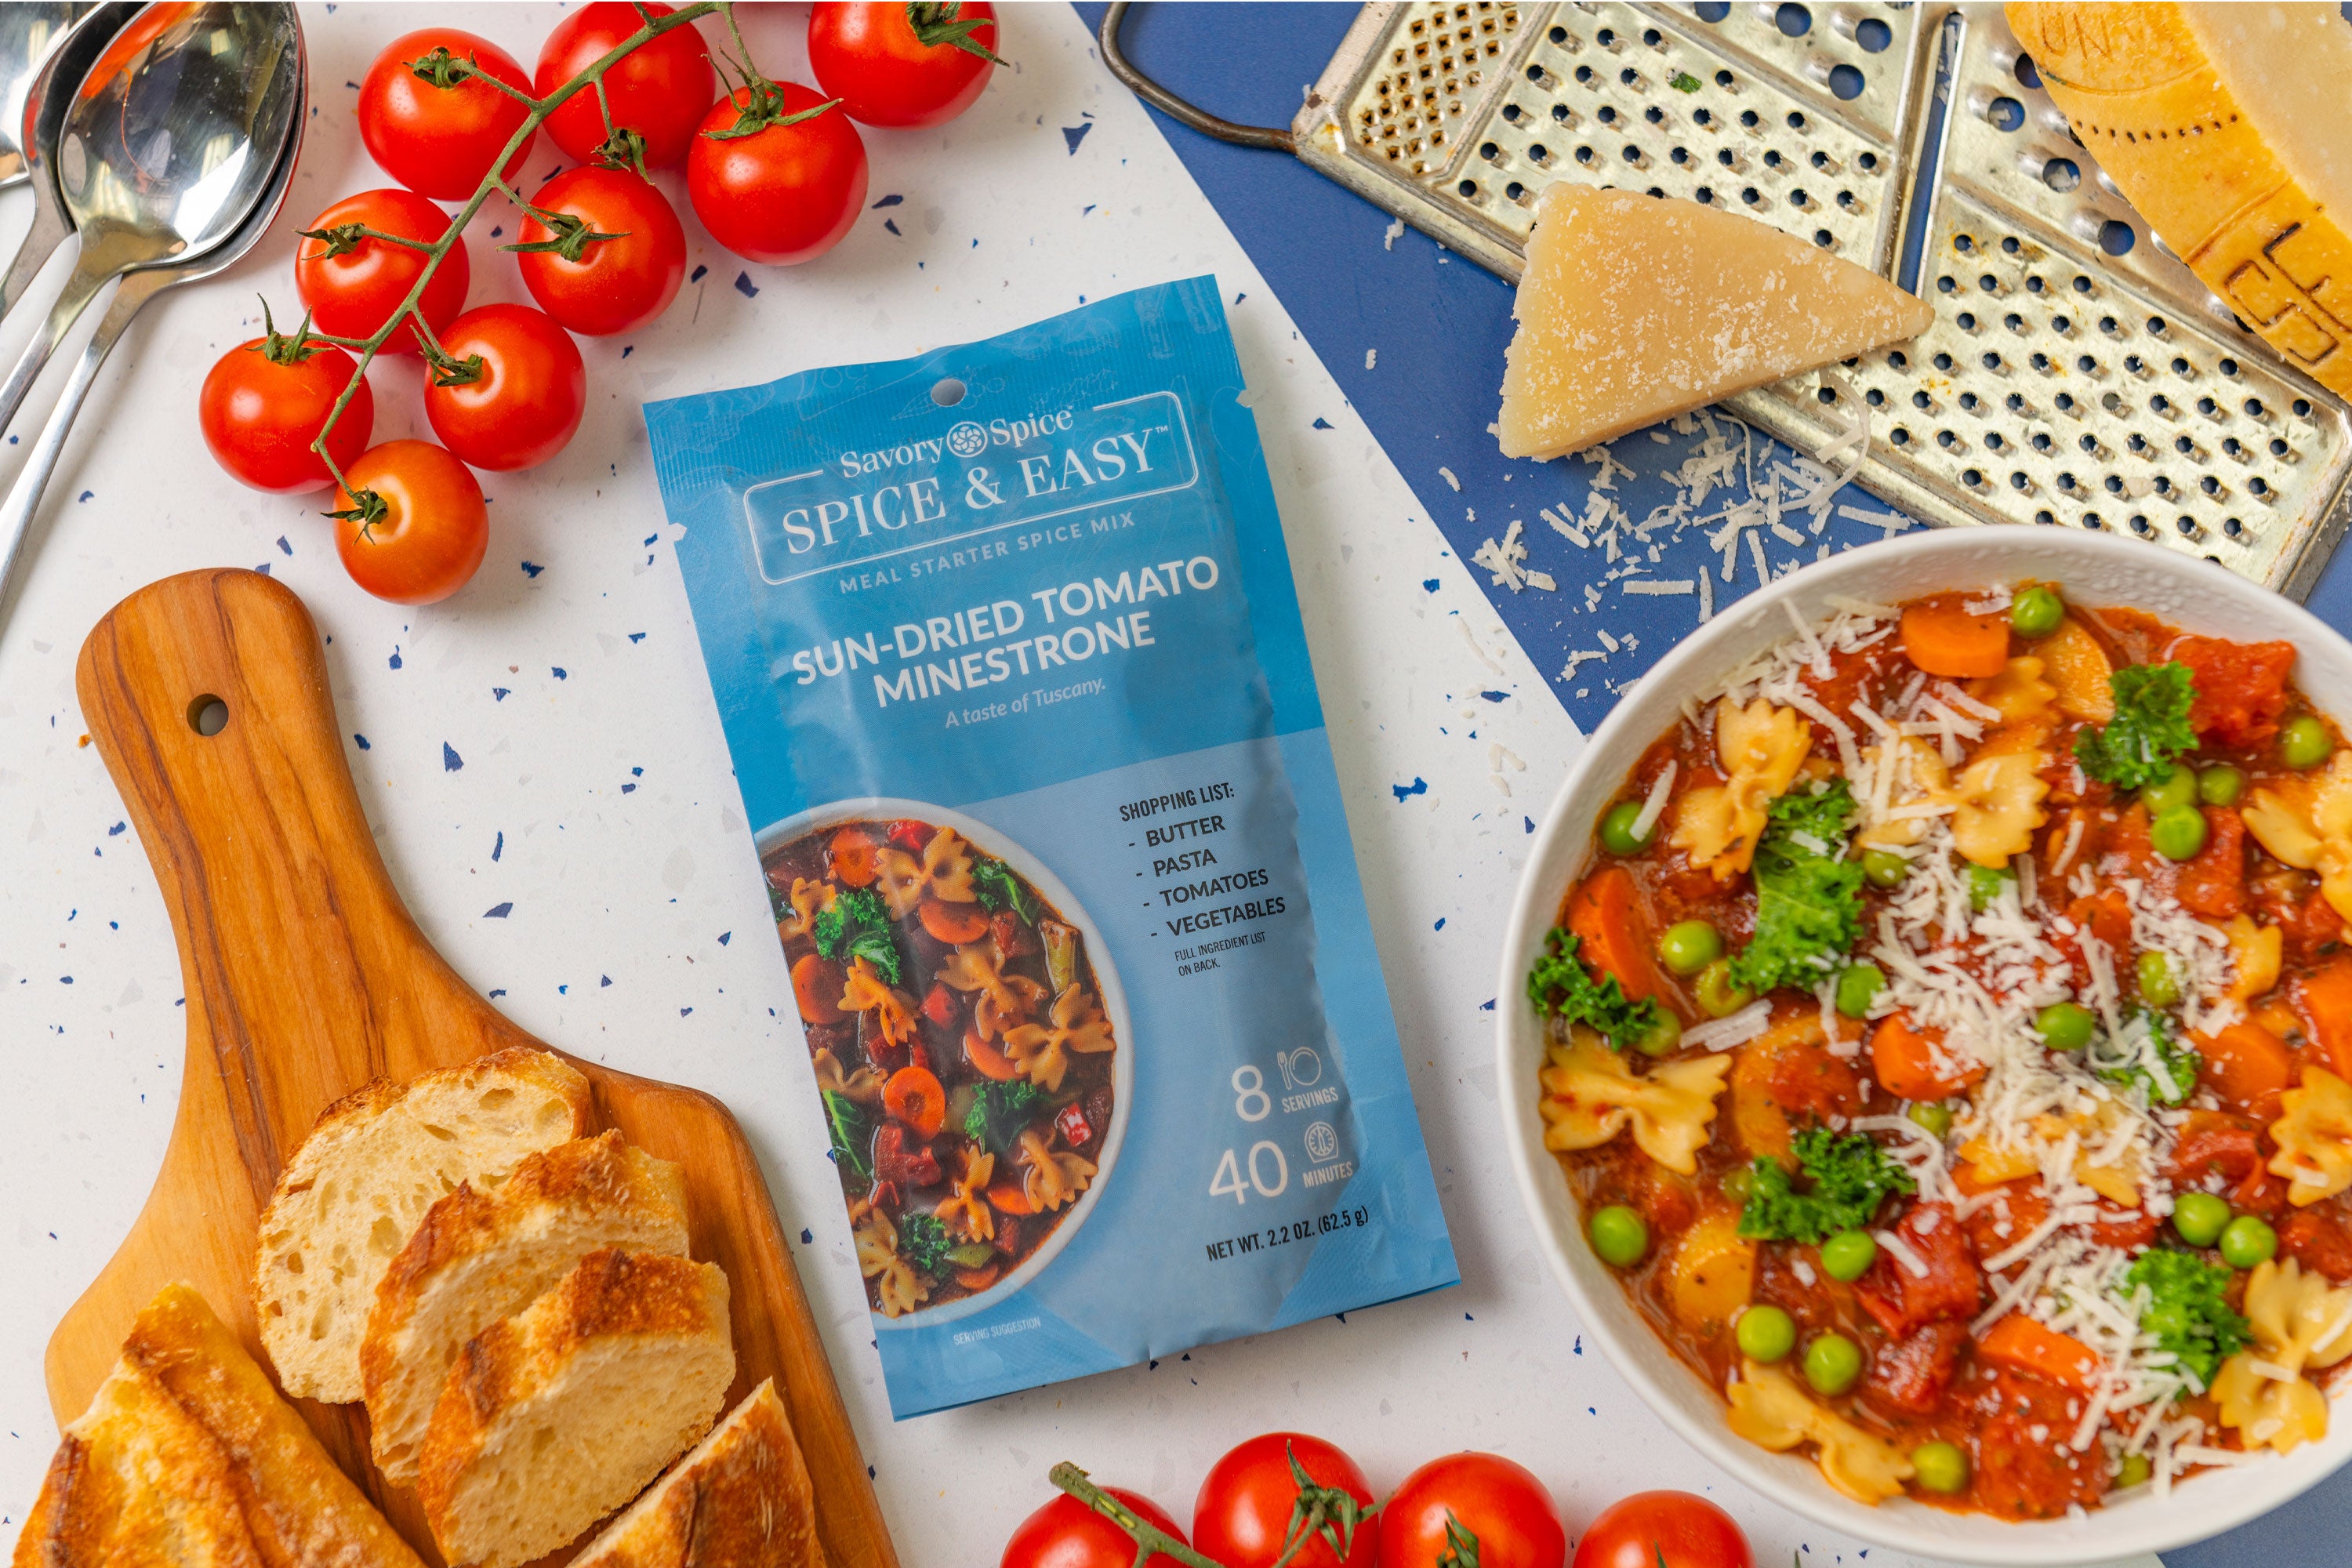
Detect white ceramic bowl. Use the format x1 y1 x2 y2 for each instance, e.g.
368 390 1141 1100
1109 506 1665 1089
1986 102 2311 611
1497 527 2352 1564
756 797 1134 1327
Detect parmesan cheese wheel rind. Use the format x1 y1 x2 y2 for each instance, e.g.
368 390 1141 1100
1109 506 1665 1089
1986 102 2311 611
2007 2 2352 397
1496 186 1935 462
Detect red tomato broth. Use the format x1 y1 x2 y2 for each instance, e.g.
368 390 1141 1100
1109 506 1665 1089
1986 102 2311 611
1536 583 2352 1519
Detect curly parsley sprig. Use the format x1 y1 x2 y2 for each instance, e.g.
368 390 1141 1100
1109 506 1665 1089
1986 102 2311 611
1527 928 1661 1051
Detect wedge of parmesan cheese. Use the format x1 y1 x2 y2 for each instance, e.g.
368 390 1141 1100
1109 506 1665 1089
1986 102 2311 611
1495 186 1934 462
2010 2 2352 396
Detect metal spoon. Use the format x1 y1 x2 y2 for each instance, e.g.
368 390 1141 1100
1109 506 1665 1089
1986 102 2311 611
0 2 301 446
0 5 94 187
0 11 303 616
0 3 139 318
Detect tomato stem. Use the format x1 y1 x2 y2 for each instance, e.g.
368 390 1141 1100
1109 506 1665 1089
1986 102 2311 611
906 2 1007 68
1046 1463 1230 1568
1263 1443 1381 1568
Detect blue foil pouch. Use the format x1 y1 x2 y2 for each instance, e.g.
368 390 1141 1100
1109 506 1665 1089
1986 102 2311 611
644 277 1457 1417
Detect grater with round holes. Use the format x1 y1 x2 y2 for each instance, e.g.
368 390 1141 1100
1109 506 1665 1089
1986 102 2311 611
1100 1 2352 599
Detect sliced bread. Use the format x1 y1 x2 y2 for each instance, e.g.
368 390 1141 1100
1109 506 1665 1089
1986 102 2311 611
253 1047 592 1403
417 1249 734 1568
363 1131 691 1485
14 1283 425 1568
571 1380 818 1568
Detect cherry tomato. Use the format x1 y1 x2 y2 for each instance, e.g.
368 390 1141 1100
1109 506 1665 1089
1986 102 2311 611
808 2 1002 129
1570 1493 1751 1568
358 28 536 199
332 441 488 606
294 189 470 357
1001 1486 1189 1568
423 305 586 472
1192 1434 1375 1568
1379 1454 1566 1568
199 332 373 494
535 2 714 169
688 81 868 267
514 167 685 336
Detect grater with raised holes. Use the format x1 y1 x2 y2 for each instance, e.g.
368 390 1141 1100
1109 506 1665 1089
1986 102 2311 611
1099 2 2352 600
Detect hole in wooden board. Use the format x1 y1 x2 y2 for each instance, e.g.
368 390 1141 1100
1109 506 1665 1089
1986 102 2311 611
188 695 228 736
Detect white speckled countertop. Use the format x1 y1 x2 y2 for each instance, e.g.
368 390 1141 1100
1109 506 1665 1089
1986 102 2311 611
0 5 2163 1566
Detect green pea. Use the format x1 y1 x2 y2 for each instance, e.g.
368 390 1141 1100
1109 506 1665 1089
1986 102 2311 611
2036 1001 2096 1052
1590 1204 1650 1268
2172 1192 2232 1248
1634 1011 1683 1058
2117 1453 2153 1490
1967 862 2016 912
1601 800 1657 855
2220 1214 2278 1269
1658 919 1724 977
1835 963 1886 1019
2139 764 2197 816
1802 1332 1864 1397
1736 1304 1798 1364
1908 1101 1955 1139
2198 765 2246 808
1911 1439 1971 1496
2137 950 2182 1009
1861 848 1911 890
2282 714 2333 771
1695 958 1754 1019
1721 1165 1755 1202
2010 584 2064 639
1820 1229 1879 1283
2151 805 2209 862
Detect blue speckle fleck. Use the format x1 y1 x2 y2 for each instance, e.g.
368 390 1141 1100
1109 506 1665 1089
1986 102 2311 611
1062 123 1092 154
1422 578 1440 592
621 345 633 358
1480 997 1497 1011
107 822 125 836
488 988 506 998
734 272 758 298
628 632 645 643
552 667 568 681
601 975 612 987
1392 776 1428 802
1524 815 1537 833
1434 916 1446 931
680 1007 693 1017
60 975 71 984
520 561 544 578
717 931 731 945
884 218 901 236
277 536 292 556
1312 417 1334 430
621 782 637 793
353 734 371 750
800 1228 813 1243
443 742 464 771
77 490 92 503
689 263 707 283
871 194 903 208
388 648 402 670
1479 690 1510 702
492 687 510 701
484 902 513 919
492 831 503 862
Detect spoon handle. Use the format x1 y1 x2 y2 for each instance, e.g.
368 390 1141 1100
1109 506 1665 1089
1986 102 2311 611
0 250 107 440
0 192 66 318
0 267 172 610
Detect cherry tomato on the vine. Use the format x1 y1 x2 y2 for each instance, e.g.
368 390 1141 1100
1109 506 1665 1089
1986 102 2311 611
294 189 470 357
535 2 714 169
1192 1433 1376 1568
423 305 587 472
1000 1486 1189 1568
359 28 536 200
1570 1493 1752 1568
332 441 488 606
199 328 373 495
688 81 867 267
514 167 685 336
808 2 1003 129
1379 1454 1566 1568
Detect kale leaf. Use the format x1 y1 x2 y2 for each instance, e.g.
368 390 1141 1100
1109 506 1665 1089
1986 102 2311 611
2094 1007 2201 1107
2074 662 2199 792
822 1089 872 1180
2122 1247 2250 1389
811 884 906 988
1526 927 1661 1051
970 858 1035 923
1739 1126 1917 1243
896 1210 954 1275
964 1079 1044 1157
1729 779 1867 996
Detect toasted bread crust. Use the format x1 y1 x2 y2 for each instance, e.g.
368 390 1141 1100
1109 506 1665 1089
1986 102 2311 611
572 1381 819 1568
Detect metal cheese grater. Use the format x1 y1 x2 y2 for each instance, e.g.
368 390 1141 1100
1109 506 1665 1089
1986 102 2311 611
1101 2 2352 599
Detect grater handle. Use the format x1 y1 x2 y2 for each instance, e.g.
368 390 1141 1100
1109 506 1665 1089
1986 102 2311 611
1098 2 1296 153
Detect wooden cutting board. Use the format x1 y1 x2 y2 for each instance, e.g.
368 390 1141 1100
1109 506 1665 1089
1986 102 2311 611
48 568 898 1568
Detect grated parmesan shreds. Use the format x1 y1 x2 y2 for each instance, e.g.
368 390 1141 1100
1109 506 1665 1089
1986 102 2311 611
1629 762 1678 842
1683 999 1774 1052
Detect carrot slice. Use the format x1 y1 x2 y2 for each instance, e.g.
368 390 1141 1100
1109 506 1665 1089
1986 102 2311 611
2194 1019 2296 1120
1978 1313 2100 1395
883 1065 946 1138
829 826 878 887
1565 865 1662 1004
964 1025 1022 1083
954 1262 1000 1292
986 1177 1033 1215
2296 956 2352 1082
919 896 991 945
1870 1011 1985 1101
1900 597 2011 678
790 953 846 1025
